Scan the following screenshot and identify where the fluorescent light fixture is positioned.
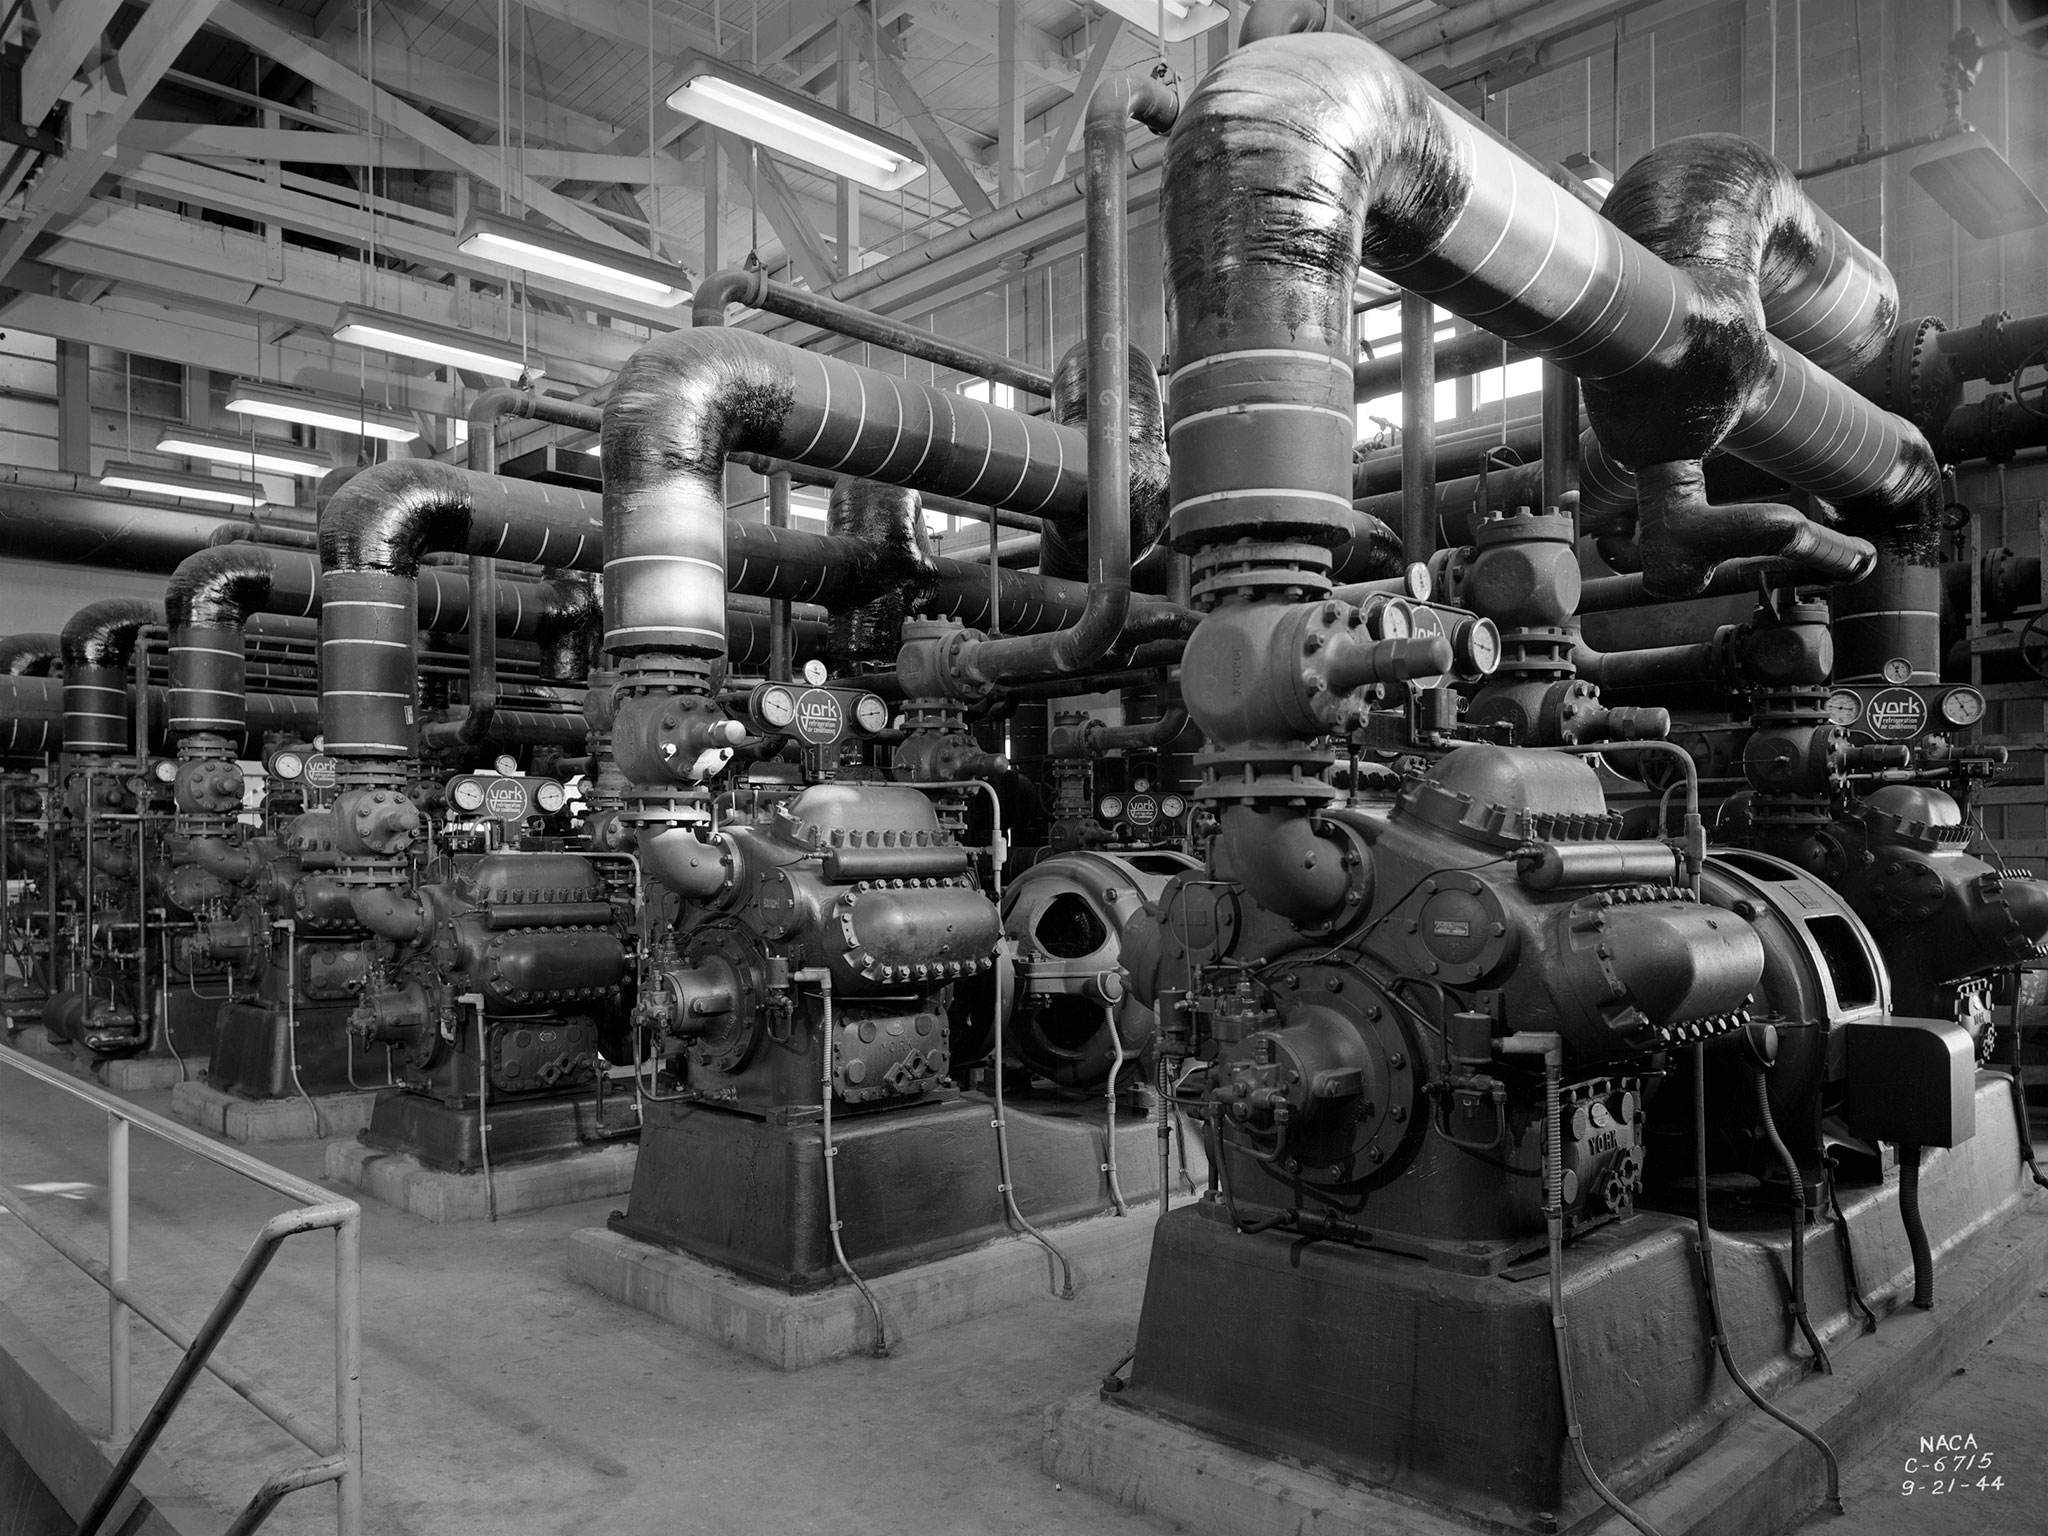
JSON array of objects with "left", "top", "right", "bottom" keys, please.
[
  {"left": 225, "top": 380, "right": 420, "bottom": 443},
  {"left": 1090, "top": 0, "right": 1228, "bottom": 40},
  {"left": 1909, "top": 130, "right": 2048, "bottom": 239},
  {"left": 331, "top": 305, "right": 542, "bottom": 382},
  {"left": 99, "top": 460, "right": 267, "bottom": 507},
  {"left": 666, "top": 51, "right": 925, "bottom": 192},
  {"left": 155, "top": 427, "right": 333, "bottom": 479},
  {"left": 457, "top": 212, "right": 692, "bottom": 308}
]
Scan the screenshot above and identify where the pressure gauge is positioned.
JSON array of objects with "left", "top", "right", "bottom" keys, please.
[
  {"left": 1881, "top": 658, "right": 1914, "bottom": 685},
  {"left": 854, "top": 693, "right": 891, "bottom": 734},
  {"left": 1373, "top": 598, "right": 1412, "bottom": 640},
  {"left": 1823, "top": 689, "right": 1863, "bottom": 727},
  {"left": 451, "top": 778, "right": 488, "bottom": 812},
  {"left": 124, "top": 775, "right": 148, "bottom": 796},
  {"left": 1160, "top": 793, "right": 1188, "bottom": 820},
  {"left": 493, "top": 753, "right": 520, "bottom": 776},
  {"left": 1132, "top": 775, "right": 1153, "bottom": 793},
  {"left": 153, "top": 759, "right": 179, "bottom": 783},
  {"left": 271, "top": 751, "right": 305, "bottom": 781},
  {"left": 533, "top": 779, "right": 568, "bottom": 813},
  {"left": 757, "top": 685, "right": 798, "bottom": 729},
  {"left": 1940, "top": 686, "right": 1987, "bottom": 727},
  {"left": 802, "top": 658, "right": 829, "bottom": 686},
  {"left": 1403, "top": 562, "right": 1433, "bottom": 602},
  {"left": 1099, "top": 794, "right": 1125, "bottom": 820},
  {"left": 1456, "top": 617, "right": 1502, "bottom": 677}
]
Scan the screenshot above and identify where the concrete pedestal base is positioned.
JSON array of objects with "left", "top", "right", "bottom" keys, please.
[
  {"left": 10, "top": 1026, "right": 66, "bottom": 1060},
  {"left": 327, "top": 1139, "right": 637, "bottom": 1223},
  {"left": 170, "top": 1080, "right": 379, "bottom": 1143},
  {"left": 571, "top": 1207, "right": 1163, "bottom": 1371},
  {"left": 97, "top": 1056, "right": 205, "bottom": 1091}
]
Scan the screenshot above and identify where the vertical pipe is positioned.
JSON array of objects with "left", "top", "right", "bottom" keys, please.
[
  {"left": 107, "top": 1112, "right": 130, "bottom": 1441},
  {"left": 1832, "top": 541, "right": 1941, "bottom": 684},
  {"left": 1540, "top": 362, "right": 1580, "bottom": 519},
  {"left": 1400, "top": 291, "right": 1438, "bottom": 564},
  {"left": 767, "top": 473, "right": 793, "bottom": 683},
  {"left": 469, "top": 555, "right": 499, "bottom": 712}
]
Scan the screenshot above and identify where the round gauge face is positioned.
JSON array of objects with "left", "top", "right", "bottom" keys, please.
[
  {"left": 1160, "top": 793, "right": 1187, "bottom": 820},
  {"left": 801, "top": 658, "right": 829, "bottom": 686},
  {"left": 124, "top": 775, "right": 148, "bottom": 796},
  {"left": 153, "top": 759, "right": 179, "bottom": 783},
  {"left": 1375, "top": 599, "right": 1412, "bottom": 640},
  {"left": 493, "top": 753, "right": 520, "bottom": 776},
  {"left": 1404, "top": 562, "right": 1433, "bottom": 602},
  {"left": 1823, "top": 689, "right": 1863, "bottom": 727},
  {"left": 451, "top": 778, "right": 488, "bottom": 812},
  {"left": 533, "top": 779, "right": 568, "bottom": 813},
  {"left": 1461, "top": 617, "right": 1502, "bottom": 676},
  {"left": 1940, "top": 686, "right": 1987, "bottom": 726},
  {"left": 1098, "top": 794, "right": 1125, "bottom": 820},
  {"left": 271, "top": 751, "right": 304, "bottom": 780},
  {"left": 758, "top": 685, "right": 798, "bottom": 728},
  {"left": 854, "top": 693, "right": 891, "bottom": 733},
  {"left": 1132, "top": 775, "right": 1153, "bottom": 793},
  {"left": 1881, "top": 658, "right": 1914, "bottom": 685}
]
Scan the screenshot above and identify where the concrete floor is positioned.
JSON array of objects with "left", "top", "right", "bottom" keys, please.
[{"left": 3, "top": 1062, "right": 2046, "bottom": 1536}]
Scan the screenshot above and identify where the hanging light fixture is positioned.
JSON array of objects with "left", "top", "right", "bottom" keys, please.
[
  {"left": 1090, "top": 0, "right": 1228, "bottom": 41},
  {"left": 457, "top": 211, "right": 693, "bottom": 308},
  {"left": 99, "top": 461, "right": 268, "bottom": 507},
  {"left": 154, "top": 427, "right": 333, "bottom": 479},
  {"left": 665, "top": 51, "right": 926, "bottom": 192},
  {"left": 225, "top": 380, "right": 421, "bottom": 443},
  {"left": 331, "top": 305, "right": 542, "bottom": 381}
]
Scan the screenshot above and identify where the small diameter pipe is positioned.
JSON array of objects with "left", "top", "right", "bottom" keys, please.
[
  {"left": 1547, "top": 741, "right": 1703, "bottom": 896},
  {"left": 767, "top": 474, "right": 793, "bottom": 685},
  {"left": 955, "top": 75, "right": 1177, "bottom": 687},
  {"left": 1400, "top": 290, "right": 1438, "bottom": 565},
  {"left": 693, "top": 268, "right": 1053, "bottom": 397},
  {"left": 990, "top": 937, "right": 1077, "bottom": 1299},
  {"left": 1103, "top": 993, "right": 1130, "bottom": 1217},
  {"left": 795, "top": 966, "right": 888, "bottom": 1356},
  {"left": 2006, "top": 1014, "right": 2048, "bottom": 1190},
  {"left": 1498, "top": 1031, "right": 1666, "bottom": 1536},
  {"left": 471, "top": 996, "right": 496, "bottom": 1223},
  {"left": 1898, "top": 1144, "right": 1934, "bottom": 1310},
  {"left": 1751, "top": 1065, "right": 1832, "bottom": 1373},
  {"left": 1691, "top": 1043, "right": 1844, "bottom": 1511}
]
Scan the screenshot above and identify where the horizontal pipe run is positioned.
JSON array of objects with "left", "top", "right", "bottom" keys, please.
[{"left": 694, "top": 268, "right": 1054, "bottom": 397}]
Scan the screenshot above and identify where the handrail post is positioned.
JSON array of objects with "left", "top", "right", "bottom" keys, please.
[
  {"left": 334, "top": 1213, "right": 361, "bottom": 1536},
  {"left": 106, "top": 1111, "right": 130, "bottom": 1442}
]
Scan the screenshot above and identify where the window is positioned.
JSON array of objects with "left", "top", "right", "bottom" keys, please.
[{"left": 1474, "top": 357, "right": 1542, "bottom": 406}]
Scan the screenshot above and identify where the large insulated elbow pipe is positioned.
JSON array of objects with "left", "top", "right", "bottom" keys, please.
[
  {"left": 61, "top": 599, "right": 161, "bottom": 753},
  {"left": 1162, "top": 38, "right": 1935, "bottom": 578},
  {"left": 599, "top": 327, "right": 1086, "bottom": 660},
  {"left": 318, "top": 461, "right": 601, "bottom": 759},
  {"left": 0, "top": 634, "right": 60, "bottom": 676}
]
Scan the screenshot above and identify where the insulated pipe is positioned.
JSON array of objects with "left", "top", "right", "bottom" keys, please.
[
  {"left": 822, "top": 480, "right": 938, "bottom": 672},
  {"left": 0, "top": 634, "right": 60, "bottom": 676},
  {"left": 4, "top": 676, "right": 320, "bottom": 753},
  {"left": 1632, "top": 461, "right": 1875, "bottom": 599},
  {"left": 166, "top": 543, "right": 601, "bottom": 742},
  {"left": 1042, "top": 338, "right": 1169, "bottom": 574},
  {"left": 693, "top": 267, "right": 1054, "bottom": 398},
  {"left": 1579, "top": 559, "right": 1789, "bottom": 613},
  {"left": 318, "top": 462, "right": 602, "bottom": 759},
  {"left": 0, "top": 465, "right": 318, "bottom": 573},
  {"left": 954, "top": 75, "right": 1177, "bottom": 686},
  {"left": 1833, "top": 540, "right": 1941, "bottom": 685},
  {"left": 61, "top": 599, "right": 161, "bottom": 754},
  {"left": 0, "top": 676, "right": 63, "bottom": 757},
  {"left": 600, "top": 328, "right": 1087, "bottom": 659},
  {"left": 1400, "top": 290, "right": 1438, "bottom": 563},
  {"left": 1161, "top": 37, "right": 1934, "bottom": 578}
]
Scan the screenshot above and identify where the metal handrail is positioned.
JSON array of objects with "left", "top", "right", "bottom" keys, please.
[{"left": 0, "top": 1042, "right": 361, "bottom": 1536}]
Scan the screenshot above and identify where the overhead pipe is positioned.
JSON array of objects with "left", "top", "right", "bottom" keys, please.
[
  {"left": 0, "top": 675, "right": 63, "bottom": 757},
  {"left": 61, "top": 599, "right": 162, "bottom": 754},
  {"left": 942, "top": 75, "right": 1179, "bottom": 688},
  {"left": 0, "top": 465, "right": 319, "bottom": 573},
  {"left": 693, "top": 267, "right": 1054, "bottom": 398}
]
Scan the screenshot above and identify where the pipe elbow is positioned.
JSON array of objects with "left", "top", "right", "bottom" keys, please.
[
  {"left": 1088, "top": 74, "right": 1179, "bottom": 138},
  {"left": 318, "top": 459, "right": 478, "bottom": 577},
  {"left": 639, "top": 823, "right": 740, "bottom": 901},
  {"left": 186, "top": 836, "right": 261, "bottom": 883},
  {"left": 689, "top": 267, "right": 766, "bottom": 329},
  {"left": 1238, "top": 0, "right": 1333, "bottom": 43},
  {"left": 166, "top": 544, "right": 277, "bottom": 631},
  {"left": 60, "top": 599, "right": 163, "bottom": 671},
  {"left": 0, "top": 633, "right": 61, "bottom": 676},
  {"left": 1635, "top": 460, "right": 1876, "bottom": 599},
  {"left": 350, "top": 885, "right": 428, "bottom": 942},
  {"left": 1215, "top": 808, "right": 1364, "bottom": 926}
]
